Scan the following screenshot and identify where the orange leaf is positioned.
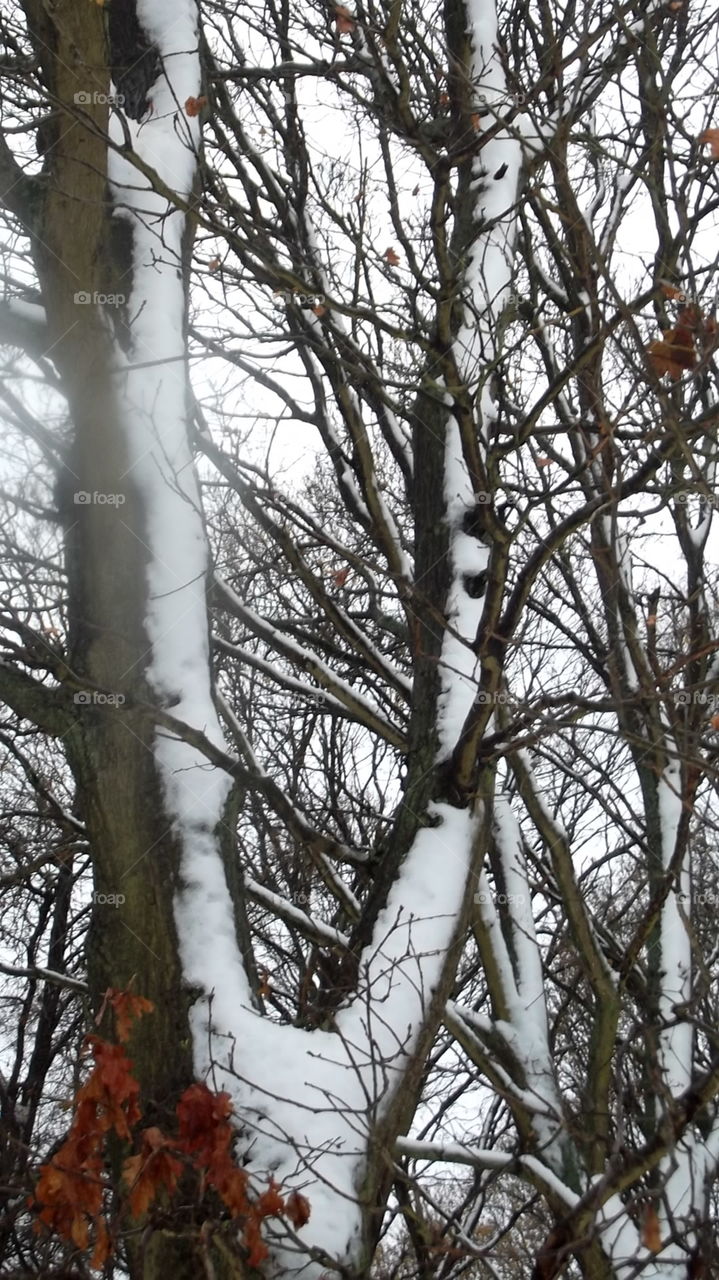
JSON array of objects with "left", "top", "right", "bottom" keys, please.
[
  {"left": 90, "top": 1216, "right": 111, "bottom": 1270},
  {"left": 384, "top": 247, "right": 400, "bottom": 266},
  {"left": 660, "top": 282, "right": 686, "bottom": 301},
  {"left": 642, "top": 1204, "right": 662, "bottom": 1252},
  {"left": 215, "top": 1165, "right": 250, "bottom": 1217},
  {"left": 710, "top": 712, "right": 719, "bottom": 729},
  {"left": 647, "top": 325, "right": 696, "bottom": 379},
  {"left": 185, "top": 95, "right": 208, "bottom": 118},
  {"left": 244, "top": 1214, "right": 269, "bottom": 1267},
  {"left": 699, "top": 127, "right": 719, "bottom": 159},
  {"left": 105, "top": 990, "right": 154, "bottom": 1043},
  {"left": 256, "top": 1179, "right": 285, "bottom": 1218},
  {"left": 286, "top": 1190, "right": 311, "bottom": 1228},
  {"left": 70, "top": 1211, "right": 90, "bottom": 1250},
  {"left": 470, "top": 112, "right": 481, "bottom": 132},
  {"left": 312, "top": 303, "right": 327, "bottom": 316}
]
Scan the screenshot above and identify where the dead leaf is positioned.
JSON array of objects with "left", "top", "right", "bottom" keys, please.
[
  {"left": 256, "top": 1179, "right": 285, "bottom": 1218},
  {"left": 331, "top": 566, "right": 350, "bottom": 587},
  {"left": 536, "top": 456, "right": 552, "bottom": 468},
  {"left": 286, "top": 1190, "right": 311, "bottom": 1228},
  {"left": 699, "top": 127, "right": 719, "bottom": 159},
  {"left": 641, "top": 1204, "right": 662, "bottom": 1253},
  {"left": 209, "top": 257, "right": 221, "bottom": 273},
  {"left": 710, "top": 712, "right": 719, "bottom": 729},
  {"left": 647, "top": 324, "right": 696, "bottom": 379},
  {"left": 185, "top": 95, "right": 208, "bottom": 118},
  {"left": 384, "top": 246, "right": 400, "bottom": 266},
  {"left": 335, "top": 5, "right": 356, "bottom": 33}
]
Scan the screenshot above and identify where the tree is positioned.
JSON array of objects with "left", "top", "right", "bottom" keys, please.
[{"left": 1, "top": 0, "right": 719, "bottom": 1275}]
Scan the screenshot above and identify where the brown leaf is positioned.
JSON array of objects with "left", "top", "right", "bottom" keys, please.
[
  {"left": 331, "top": 566, "right": 350, "bottom": 587},
  {"left": 384, "top": 246, "right": 400, "bottom": 266},
  {"left": 286, "top": 1190, "right": 311, "bottom": 1228},
  {"left": 335, "top": 5, "right": 356, "bottom": 33},
  {"left": 536, "top": 456, "right": 552, "bottom": 468},
  {"left": 106, "top": 990, "right": 154, "bottom": 1043},
  {"left": 244, "top": 1214, "right": 269, "bottom": 1267},
  {"left": 90, "top": 1216, "right": 111, "bottom": 1270},
  {"left": 710, "top": 712, "right": 719, "bottom": 729},
  {"left": 647, "top": 324, "right": 696, "bottom": 379},
  {"left": 641, "top": 1204, "right": 662, "bottom": 1252},
  {"left": 312, "top": 303, "right": 327, "bottom": 316},
  {"left": 209, "top": 257, "right": 221, "bottom": 273},
  {"left": 699, "top": 127, "right": 719, "bottom": 158},
  {"left": 185, "top": 95, "right": 208, "bottom": 118},
  {"left": 256, "top": 1179, "right": 285, "bottom": 1218}
]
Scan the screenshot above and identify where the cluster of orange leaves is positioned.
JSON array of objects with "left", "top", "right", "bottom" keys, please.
[
  {"left": 647, "top": 285, "right": 718, "bottom": 380},
  {"left": 32, "top": 990, "right": 310, "bottom": 1272}
]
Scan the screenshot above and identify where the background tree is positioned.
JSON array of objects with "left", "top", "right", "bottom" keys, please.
[{"left": 1, "top": 0, "right": 719, "bottom": 1277}]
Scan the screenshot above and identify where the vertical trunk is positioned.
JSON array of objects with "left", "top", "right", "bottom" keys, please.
[{"left": 23, "top": 5, "right": 247, "bottom": 1275}]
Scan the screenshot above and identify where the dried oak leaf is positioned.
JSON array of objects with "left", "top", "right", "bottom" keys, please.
[
  {"left": 286, "top": 1190, "right": 311, "bottom": 1228},
  {"left": 335, "top": 5, "right": 356, "bottom": 33},
  {"left": 244, "top": 1214, "right": 270, "bottom": 1268},
  {"left": 123, "top": 1127, "right": 183, "bottom": 1219},
  {"left": 105, "top": 990, "right": 154, "bottom": 1044},
  {"left": 185, "top": 95, "right": 208, "bottom": 117},
  {"left": 647, "top": 324, "right": 696, "bottom": 379},
  {"left": 700, "top": 127, "right": 719, "bottom": 158},
  {"left": 256, "top": 1179, "right": 285, "bottom": 1218},
  {"left": 331, "top": 566, "right": 350, "bottom": 587},
  {"left": 384, "top": 246, "right": 400, "bottom": 266},
  {"left": 641, "top": 1204, "right": 662, "bottom": 1252},
  {"left": 660, "top": 282, "right": 686, "bottom": 301}
]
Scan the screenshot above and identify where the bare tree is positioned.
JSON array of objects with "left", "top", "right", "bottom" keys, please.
[{"left": 1, "top": 0, "right": 719, "bottom": 1276}]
